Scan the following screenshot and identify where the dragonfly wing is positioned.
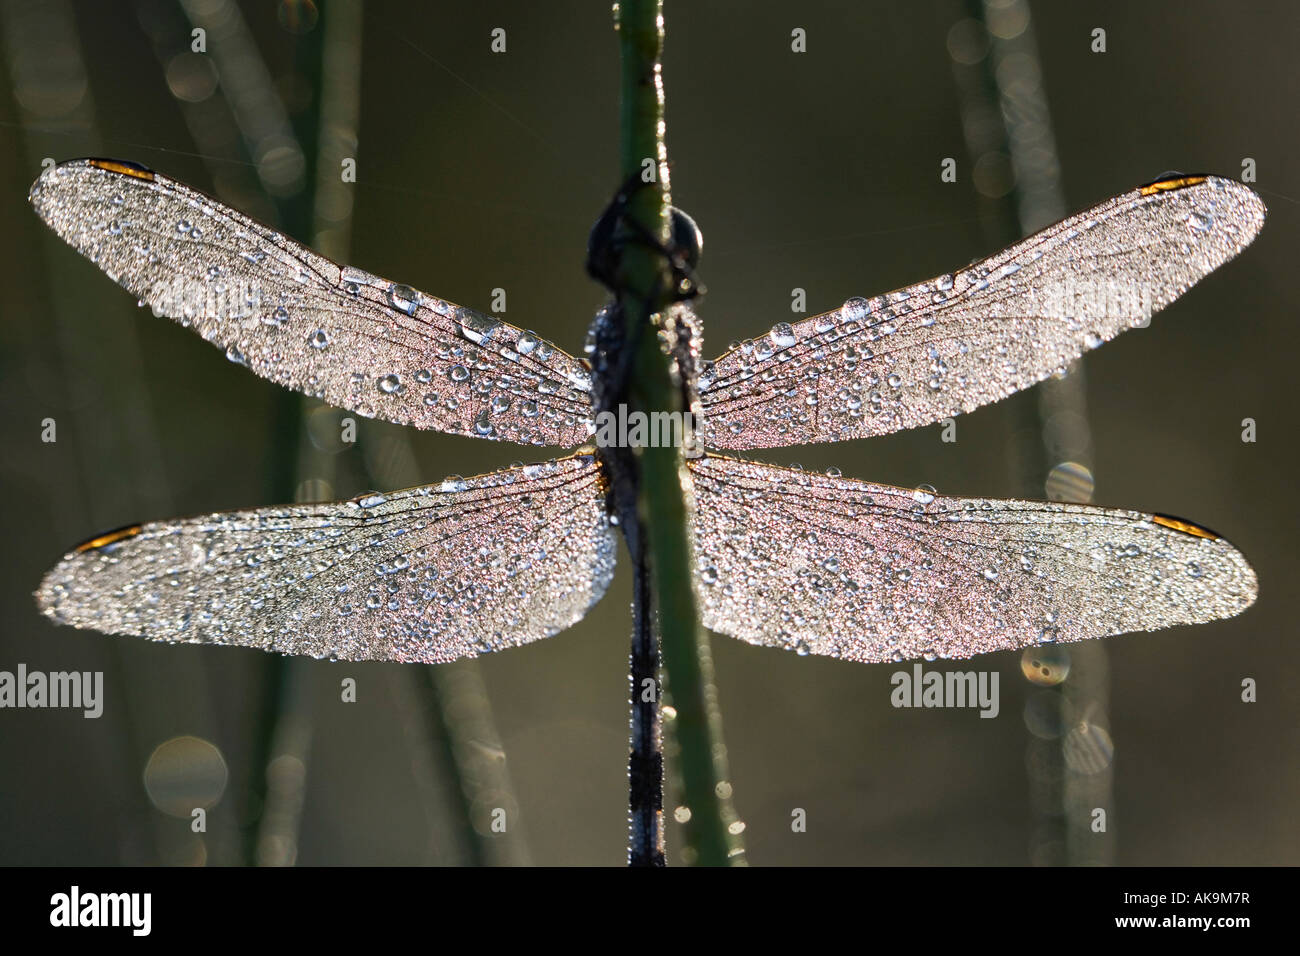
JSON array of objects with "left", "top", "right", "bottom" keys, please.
[
  {"left": 688, "top": 454, "right": 1257, "bottom": 663},
  {"left": 30, "top": 159, "right": 594, "bottom": 447},
  {"left": 702, "top": 176, "right": 1264, "bottom": 449},
  {"left": 36, "top": 452, "right": 615, "bottom": 663}
]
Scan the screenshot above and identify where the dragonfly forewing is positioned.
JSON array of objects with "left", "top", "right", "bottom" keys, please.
[
  {"left": 30, "top": 159, "right": 594, "bottom": 447},
  {"left": 688, "top": 454, "right": 1257, "bottom": 663},
  {"left": 35, "top": 452, "right": 616, "bottom": 663},
  {"left": 702, "top": 176, "right": 1265, "bottom": 449}
]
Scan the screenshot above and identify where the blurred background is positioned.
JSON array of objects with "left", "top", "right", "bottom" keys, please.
[{"left": 0, "top": 0, "right": 1295, "bottom": 866}]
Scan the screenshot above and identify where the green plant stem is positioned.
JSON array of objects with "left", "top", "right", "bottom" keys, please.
[
  {"left": 616, "top": 0, "right": 742, "bottom": 866},
  {"left": 243, "top": 13, "right": 325, "bottom": 866}
]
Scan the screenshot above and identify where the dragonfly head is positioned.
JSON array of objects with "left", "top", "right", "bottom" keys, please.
[{"left": 586, "top": 172, "right": 704, "bottom": 303}]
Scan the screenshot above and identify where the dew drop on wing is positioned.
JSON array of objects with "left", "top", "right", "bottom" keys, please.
[
  {"left": 386, "top": 282, "right": 419, "bottom": 315},
  {"left": 769, "top": 322, "right": 796, "bottom": 348},
  {"left": 841, "top": 296, "right": 870, "bottom": 322},
  {"left": 460, "top": 313, "right": 502, "bottom": 345}
]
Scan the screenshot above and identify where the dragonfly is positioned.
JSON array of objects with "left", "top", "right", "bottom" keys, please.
[
  {"left": 30, "top": 160, "right": 1261, "bottom": 668},
  {"left": 30, "top": 159, "right": 1264, "bottom": 868}
]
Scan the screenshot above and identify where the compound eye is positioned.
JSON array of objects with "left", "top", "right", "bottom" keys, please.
[{"left": 668, "top": 205, "right": 703, "bottom": 272}]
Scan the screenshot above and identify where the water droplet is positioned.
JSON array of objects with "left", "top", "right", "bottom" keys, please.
[
  {"left": 982, "top": 568, "right": 999, "bottom": 581},
  {"left": 263, "top": 305, "right": 289, "bottom": 327},
  {"left": 108, "top": 220, "right": 122, "bottom": 236},
  {"left": 378, "top": 374, "right": 402, "bottom": 394},
  {"left": 440, "top": 476, "right": 468, "bottom": 493},
  {"left": 460, "top": 313, "right": 502, "bottom": 345},
  {"left": 387, "top": 283, "right": 419, "bottom": 316},
  {"left": 768, "top": 322, "right": 796, "bottom": 348},
  {"left": 356, "top": 493, "right": 386, "bottom": 508},
  {"left": 841, "top": 296, "right": 871, "bottom": 322},
  {"left": 177, "top": 219, "right": 191, "bottom": 234},
  {"left": 449, "top": 365, "right": 470, "bottom": 383},
  {"left": 567, "top": 366, "right": 593, "bottom": 391},
  {"left": 912, "top": 484, "right": 936, "bottom": 505},
  {"left": 1084, "top": 331, "right": 1104, "bottom": 350},
  {"left": 309, "top": 329, "right": 329, "bottom": 349}
]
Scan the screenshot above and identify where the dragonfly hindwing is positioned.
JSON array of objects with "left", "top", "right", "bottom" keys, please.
[
  {"left": 688, "top": 454, "right": 1257, "bottom": 662},
  {"left": 36, "top": 453, "right": 616, "bottom": 663}
]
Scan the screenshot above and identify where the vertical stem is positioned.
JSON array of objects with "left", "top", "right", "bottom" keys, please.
[
  {"left": 243, "top": 8, "right": 325, "bottom": 866},
  {"left": 615, "top": 0, "right": 742, "bottom": 866},
  {"left": 618, "top": 0, "right": 667, "bottom": 869},
  {"left": 949, "top": 0, "right": 1112, "bottom": 865}
]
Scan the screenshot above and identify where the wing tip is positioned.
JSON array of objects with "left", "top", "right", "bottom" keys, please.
[
  {"left": 33, "top": 524, "right": 146, "bottom": 625},
  {"left": 33, "top": 564, "right": 68, "bottom": 624},
  {"left": 1150, "top": 512, "right": 1259, "bottom": 617},
  {"left": 1137, "top": 172, "right": 1266, "bottom": 238},
  {"left": 29, "top": 157, "right": 157, "bottom": 206}
]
